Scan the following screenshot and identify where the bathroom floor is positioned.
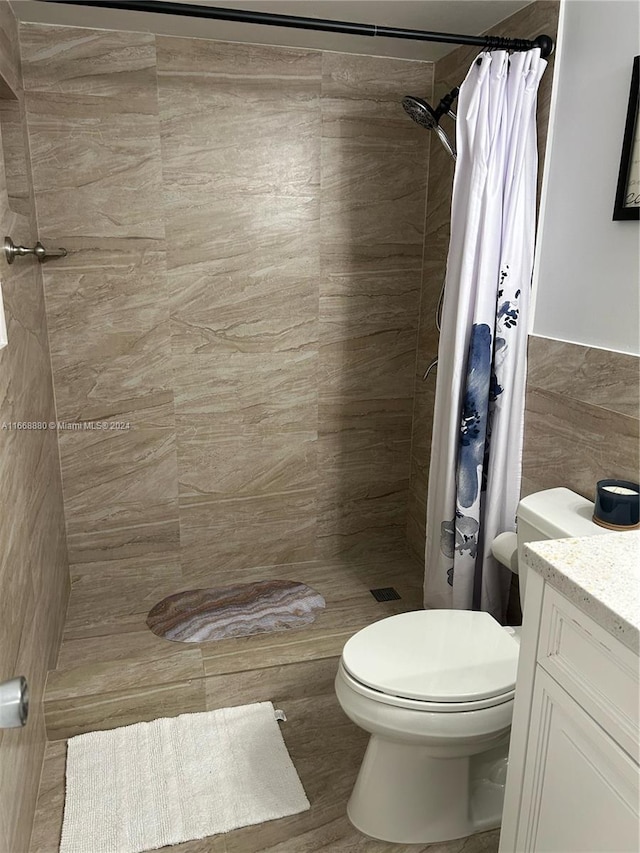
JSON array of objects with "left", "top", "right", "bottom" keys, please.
[
  {"left": 42, "top": 551, "right": 426, "bottom": 740},
  {"left": 30, "top": 550, "right": 501, "bottom": 852}
]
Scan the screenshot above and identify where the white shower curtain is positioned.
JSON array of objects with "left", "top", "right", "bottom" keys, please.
[{"left": 424, "top": 50, "right": 546, "bottom": 621}]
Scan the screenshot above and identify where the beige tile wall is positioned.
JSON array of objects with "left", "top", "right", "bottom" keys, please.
[
  {"left": 522, "top": 337, "right": 640, "bottom": 498},
  {"left": 318, "top": 53, "right": 430, "bottom": 558},
  {"left": 0, "top": 4, "right": 69, "bottom": 851},
  {"left": 406, "top": 1, "right": 561, "bottom": 559},
  {"left": 158, "top": 38, "right": 321, "bottom": 579},
  {"left": 19, "top": 23, "right": 432, "bottom": 585}
]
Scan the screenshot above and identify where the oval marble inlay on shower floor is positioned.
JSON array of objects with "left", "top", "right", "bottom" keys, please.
[{"left": 146, "top": 579, "right": 326, "bottom": 643}]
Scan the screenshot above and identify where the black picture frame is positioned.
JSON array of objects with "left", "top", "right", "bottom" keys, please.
[{"left": 613, "top": 55, "right": 640, "bottom": 221}]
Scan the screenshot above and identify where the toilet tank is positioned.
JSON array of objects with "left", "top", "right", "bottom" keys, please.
[{"left": 516, "top": 487, "right": 607, "bottom": 603}]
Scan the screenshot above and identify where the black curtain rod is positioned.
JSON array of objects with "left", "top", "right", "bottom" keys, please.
[{"left": 39, "top": 0, "right": 555, "bottom": 58}]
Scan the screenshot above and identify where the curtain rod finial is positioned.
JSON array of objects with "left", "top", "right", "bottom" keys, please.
[{"left": 535, "top": 34, "right": 554, "bottom": 58}]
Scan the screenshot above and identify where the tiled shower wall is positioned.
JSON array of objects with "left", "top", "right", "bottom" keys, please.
[
  {"left": 0, "top": 5, "right": 69, "bottom": 850},
  {"left": 19, "top": 23, "right": 433, "bottom": 586}
]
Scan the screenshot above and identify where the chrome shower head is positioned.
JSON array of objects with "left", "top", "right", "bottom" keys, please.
[{"left": 402, "top": 88, "right": 459, "bottom": 161}]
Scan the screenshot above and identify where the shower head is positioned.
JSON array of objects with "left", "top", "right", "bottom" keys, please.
[
  {"left": 402, "top": 88, "right": 459, "bottom": 161},
  {"left": 402, "top": 95, "right": 439, "bottom": 131}
]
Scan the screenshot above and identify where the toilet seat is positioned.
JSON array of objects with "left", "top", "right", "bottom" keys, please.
[
  {"left": 341, "top": 609, "right": 519, "bottom": 709},
  {"left": 338, "top": 661, "right": 515, "bottom": 713}
]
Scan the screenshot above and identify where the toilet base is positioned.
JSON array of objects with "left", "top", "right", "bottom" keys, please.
[{"left": 347, "top": 735, "right": 509, "bottom": 844}]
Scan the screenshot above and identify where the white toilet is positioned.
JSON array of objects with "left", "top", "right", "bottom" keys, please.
[{"left": 334, "top": 488, "right": 607, "bottom": 844}]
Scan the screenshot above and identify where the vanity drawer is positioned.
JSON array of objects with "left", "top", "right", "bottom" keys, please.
[{"left": 537, "top": 585, "right": 639, "bottom": 757}]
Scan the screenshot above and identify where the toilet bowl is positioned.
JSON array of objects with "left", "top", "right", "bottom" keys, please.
[
  {"left": 335, "top": 488, "right": 609, "bottom": 845},
  {"left": 335, "top": 609, "right": 518, "bottom": 844}
]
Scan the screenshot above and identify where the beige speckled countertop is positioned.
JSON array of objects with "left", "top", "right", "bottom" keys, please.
[{"left": 523, "top": 531, "right": 640, "bottom": 654}]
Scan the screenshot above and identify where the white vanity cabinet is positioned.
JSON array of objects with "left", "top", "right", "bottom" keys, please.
[{"left": 499, "top": 536, "right": 640, "bottom": 853}]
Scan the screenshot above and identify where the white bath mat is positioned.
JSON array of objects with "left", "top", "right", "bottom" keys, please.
[{"left": 60, "top": 702, "right": 310, "bottom": 853}]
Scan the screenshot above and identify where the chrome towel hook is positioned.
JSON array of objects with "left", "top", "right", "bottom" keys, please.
[{"left": 4, "top": 235, "right": 67, "bottom": 264}]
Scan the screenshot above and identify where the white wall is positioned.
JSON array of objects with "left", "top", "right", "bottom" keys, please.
[{"left": 532, "top": 0, "right": 640, "bottom": 355}]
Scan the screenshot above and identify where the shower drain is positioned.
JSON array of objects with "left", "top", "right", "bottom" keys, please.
[{"left": 369, "top": 587, "right": 401, "bottom": 602}]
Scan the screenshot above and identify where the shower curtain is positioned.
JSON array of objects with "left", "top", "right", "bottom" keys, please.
[{"left": 424, "top": 49, "right": 546, "bottom": 620}]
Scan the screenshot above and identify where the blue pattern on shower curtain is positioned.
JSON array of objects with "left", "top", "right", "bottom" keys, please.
[{"left": 442, "top": 285, "right": 518, "bottom": 605}]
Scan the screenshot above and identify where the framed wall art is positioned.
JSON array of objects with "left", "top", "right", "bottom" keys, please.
[{"left": 613, "top": 55, "right": 640, "bottom": 221}]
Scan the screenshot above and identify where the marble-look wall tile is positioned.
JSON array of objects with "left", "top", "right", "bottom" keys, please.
[
  {"left": 320, "top": 136, "right": 428, "bottom": 272},
  {"left": 177, "top": 346, "right": 315, "bottom": 419},
  {"left": 317, "top": 495, "right": 408, "bottom": 559},
  {"left": 19, "top": 25, "right": 178, "bottom": 575},
  {"left": 178, "top": 430, "right": 317, "bottom": 500},
  {"left": 155, "top": 36, "right": 324, "bottom": 578},
  {"left": 0, "top": 96, "right": 30, "bottom": 215},
  {"left": 0, "top": 534, "right": 36, "bottom": 709},
  {"left": 317, "top": 400, "right": 413, "bottom": 558},
  {"left": 321, "top": 52, "right": 432, "bottom": 112},
  {"left": 156, "top": 37, "right": 321, "bottom": 100},
  {"left": 526, "top": 336, "right": 640, "bottom": 418},
  {"left": 319, "top": 269, "right": 421, "bottom": 400},
  {"left": 522, "top": 337, "right": 640, "bottom": 500},
  {"left": 165, "top": 191, "right": 319, "bottom": 359},
  {"left": 318, "top": 412, "right": 412, "bottom": 555},
  {"left": 164, "top": 185, "right": 319, "bottom": 277},
  {"left": 0, "top": 10, "right": 69, "bottom": 852},
  {"left": 57, "top": 429, "right": 177, "bottom": 525},
  {"left": 59, "top": 427, "right": 179, "bottom": 564},
  {"left": 0, "top": 5, "right": 20, "bottom": 96},
  {"left": 21, "top": 25, "right": 164, "bottom": 242},
  {"left": 319, "top": 423, "right": 410, "bottom": 497},
  {"left": 65, "top": 516, "right": 179, "bottom": 567},
  {"left": 19, "top": 26, "right": 157, "bottom": 98},
  {"left": 177, "top": 426, "right": 318, "bottom": 576},
  {"left": 319, "top": 54, "right": 429, "bottom": 558},
  {"left": 25, "top": 89, "right": 164, "bottom": 240},
  {"left": 64, "top": 554, "right": 182, "bottom": 635},
  {"left": 320, "top": 52, "right": 431, "bottom": 251},
  {"left": 157, "top": 38, "right": 321, "bottom": 198},
  {"left": 406, "top": 453, "right": 430, "bottom": 561},
  {"left": 41, "top": 242, "right": 173, "bottom": 428},
  {"left": 179, "top": 490, "right": 317, "bottom": 584}
]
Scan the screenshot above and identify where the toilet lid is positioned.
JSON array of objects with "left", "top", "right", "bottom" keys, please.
[{"left": 342, "top": 610, "right": 519, "bottom": 703}]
